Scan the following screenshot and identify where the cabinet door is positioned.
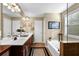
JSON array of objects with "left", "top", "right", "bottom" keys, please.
[
  {"left": 1, "top": 51, "right": 9, "bottom": 56},
  {"left": 23, "top": 47, "right": 26, "bottom": 56},
  {"left": 25, "top": 46, "right": 29, "bottom": 56},
  {"left": 30, "top": 37, "right": 32, "bottom": 45}
]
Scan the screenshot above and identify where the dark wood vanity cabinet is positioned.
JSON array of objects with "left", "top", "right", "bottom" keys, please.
[
  {"left": 9, "top": 35, "right": 33, "bottom": 56},
  {"left": 0, "top": 46, "right": 11, "bottom": 56}
]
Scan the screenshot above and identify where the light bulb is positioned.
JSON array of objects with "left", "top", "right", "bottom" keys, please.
[
  {"left": 26, "top": 17, "right": 29, "bottom": 20},
  {"left": 8, "top": 6, "right": 11, "bottom": 9},
  {"left": 3, "top": 3, "right": 8, "bottom": 6},
  {"left": 11, "top": 3, "right": 16, "bottom": 6},
  {"left": 22, "top": 17, "right": 26, "bottom": 21},
  {"left": 11, "top": 9, "right": 15, "bottom": 12},
  {"left": 15, "top": 6, "right": 19, "bottom": 9},
  {"left": 18, "top": 8, "right": 21, "bottom": 12}
]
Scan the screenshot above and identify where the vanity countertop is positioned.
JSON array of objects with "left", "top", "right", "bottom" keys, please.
[{"left": 0, "top": 33, "right": 33, "bottom": 45}]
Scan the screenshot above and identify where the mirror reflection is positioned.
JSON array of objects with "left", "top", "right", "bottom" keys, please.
[{"left": 3, "top": 3, "right": 22, "bottom": 38}]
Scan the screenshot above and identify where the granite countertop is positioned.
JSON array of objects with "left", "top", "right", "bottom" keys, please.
[{"left": 0, "top": 32, "right": 33, "bottom": 45}]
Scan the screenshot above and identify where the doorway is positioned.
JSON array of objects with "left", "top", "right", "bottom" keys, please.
[{"left": 34, "top": 20, "right": 43, "bottom": 43}]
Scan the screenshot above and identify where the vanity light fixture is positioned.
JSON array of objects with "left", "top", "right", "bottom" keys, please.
[
  {"left": 22, "top": 17, "right": 26, "bottom": 21},
  {"left": 22, "top": 17, "right": 30, "bottom": 21},
  {"left": 3, "top": 3, "right": 21, "bottom": 12}
]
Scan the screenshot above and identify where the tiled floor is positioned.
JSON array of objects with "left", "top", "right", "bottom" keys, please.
[
  {"left": 33, "top": 48, "right": 45, "bottom": 56},
  {"left": 29, "top": 43, "right": 50, "bottom": 56},
  {"left": 31, "top": 43, "right": 45, "bottom": 48},
  {"left": 30, "top": 48, "right": 46, "bottom": 56}
]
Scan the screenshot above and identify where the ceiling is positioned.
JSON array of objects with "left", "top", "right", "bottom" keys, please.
[
  {"left": 19, "top": 3, "right": 74, "bottom": 17},
  {"left": 3, "top": 3, "right": 74, "bottom": 17}
]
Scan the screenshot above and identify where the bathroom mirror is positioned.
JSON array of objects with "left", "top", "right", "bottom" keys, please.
[{"left": 2, "top": 3, "right": 22, "bottom": 38}]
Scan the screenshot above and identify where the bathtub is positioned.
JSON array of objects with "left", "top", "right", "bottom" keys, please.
[{"left": 46, "top": 40, "right": 60, "bottom": 56}]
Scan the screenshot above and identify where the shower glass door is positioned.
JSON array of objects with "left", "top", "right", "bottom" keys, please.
[{"left": 63, "top": 3, "right": 79, "bottom": 42}]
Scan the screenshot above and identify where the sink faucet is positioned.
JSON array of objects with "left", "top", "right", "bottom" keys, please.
[{"left": 14, "top": 36, "right": 17, "bottom": 40}]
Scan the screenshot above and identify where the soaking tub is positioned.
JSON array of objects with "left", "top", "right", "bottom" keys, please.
[{"left": 46, "top": 39, "right": 60, "bottom": 56}]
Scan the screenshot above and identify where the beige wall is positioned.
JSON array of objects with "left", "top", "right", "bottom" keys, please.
[
  {"left": 43, "top": 13, "right": 61, "bottom": 43},
  {"left": 0, "top": 4, "right": 1, "bottom": 38}
]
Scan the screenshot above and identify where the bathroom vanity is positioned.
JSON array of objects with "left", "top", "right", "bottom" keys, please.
[{"left": 0, "top": 33, "right": 33, "bottom": 56}]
